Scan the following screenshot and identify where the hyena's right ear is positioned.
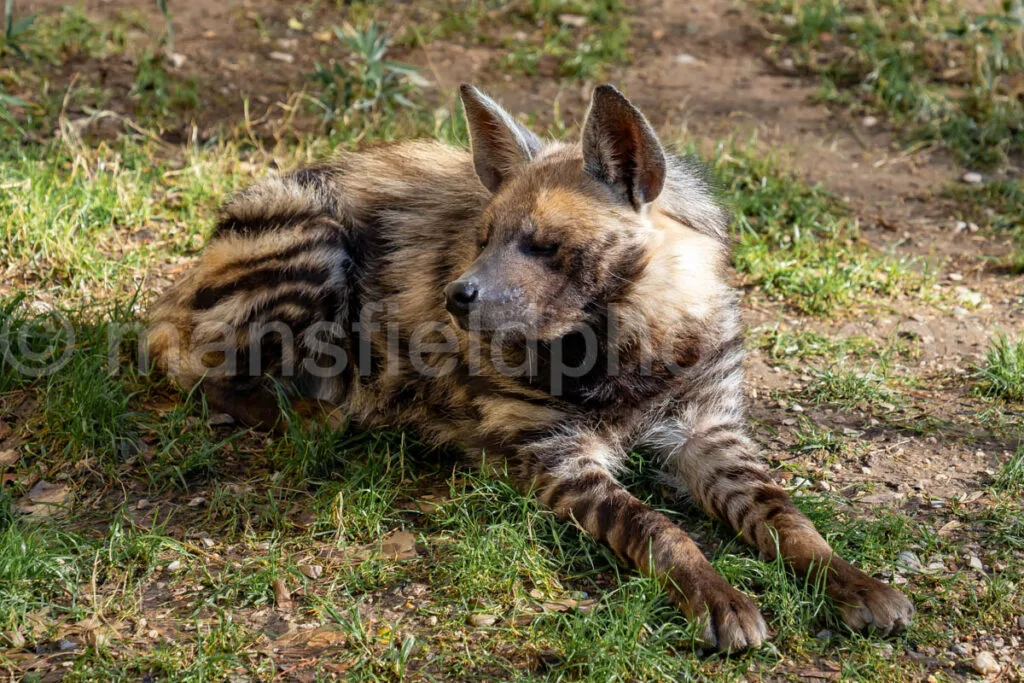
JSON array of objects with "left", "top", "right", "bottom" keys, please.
[{"left": 460, "top": 84, "right": 542, "bottom": 193}]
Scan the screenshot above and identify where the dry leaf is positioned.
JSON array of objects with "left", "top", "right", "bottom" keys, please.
[
  {"left": 937, "top": 520, "right": 963, "bottom": 538},
  {"left": 28, "top": 480, "right": 69, "bottom": 505},
  {"left": 19, "top": 480, "right": 70, "bottom": 518},
  {"left": 273, "top": 578, "right": 293, "bottom": 610},
  {"left": 379, "top": 530, "right": 417, "bottom": 560},
  {"left": 467, "top": 614, "right": 497, "bottom": 627},
  {"left": 0, "top": 449, "right": 19, "bottom": 468}
]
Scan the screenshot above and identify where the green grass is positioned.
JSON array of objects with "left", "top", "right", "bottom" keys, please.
[
  {"left": 974, "top": 334, "right": 1024, "bottom": 402},
  {"left": 712, "top": 142, "right": 929, "bottom": 316},
  {"left": 756, "top": 0, "right": 1024, "bottom": 168}
]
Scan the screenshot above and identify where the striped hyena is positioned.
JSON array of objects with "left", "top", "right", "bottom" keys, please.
[{"left": 146, "top": 84, "right": 913, "bottom": 651}]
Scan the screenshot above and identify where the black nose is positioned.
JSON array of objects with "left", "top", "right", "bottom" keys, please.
[{"left": 444, "top": 279, "right": 479, "bottom": 315}]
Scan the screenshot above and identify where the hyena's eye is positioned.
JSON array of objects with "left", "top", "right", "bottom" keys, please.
[{"left": 525, "top": 240, "right": 560, "bottom": 257}]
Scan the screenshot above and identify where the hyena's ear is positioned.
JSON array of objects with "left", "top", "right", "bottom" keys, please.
[
  {"left": 582, "top": 85, "right": 666, "bottom": 210},
  {"left": 460, "top": 84, "right": 542, "bottom": 193}
]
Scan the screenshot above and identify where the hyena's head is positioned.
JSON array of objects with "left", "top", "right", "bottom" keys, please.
[{"left": 445, "top": 84, "right": 725, "bottom": 341}]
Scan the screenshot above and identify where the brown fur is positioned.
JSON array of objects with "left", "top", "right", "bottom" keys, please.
[{"left": 145, "top": 84, "right": 913, "bottom": 651}]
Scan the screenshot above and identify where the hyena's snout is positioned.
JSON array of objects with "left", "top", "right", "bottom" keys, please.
[{"left": 444, "top": 256, "right": 528, "bottom": 331}]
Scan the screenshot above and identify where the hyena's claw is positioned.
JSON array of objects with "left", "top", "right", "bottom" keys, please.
[
  {"left": 695, "top": 584, "right": 769, "bottom": 653},
  {"left": 830, "top": 562, "right": 915, "bottom": 637}
]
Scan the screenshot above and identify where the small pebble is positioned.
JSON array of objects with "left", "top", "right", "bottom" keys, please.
[
  {"left": 299, "top": 564, "right": 323, "bottom": 580},
  {"left": 862, "top": 116, "right": 878, "bottom": 128},
  {"left": 971, "top": 651, "right": 999, "bottom": 675},
  {"left": 962, "top": 171, "right": 983, "bottom": 185},
  {"left": 896, "top": 550, "right": 922, "bottom": 572},
  {"left": 166, "top": 560, "right": 182, "bottom": 572},
  {"left": 467, "top": 614, "right": 497, "bottom": 627}
]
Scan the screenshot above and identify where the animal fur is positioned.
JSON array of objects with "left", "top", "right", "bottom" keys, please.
[{"left": 145, "top": 84, "right": 913, "bottom": 651}]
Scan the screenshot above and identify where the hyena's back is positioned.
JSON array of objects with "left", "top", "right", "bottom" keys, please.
[{"left": 146, "top": 141, "right": 487, "bottom": 421}]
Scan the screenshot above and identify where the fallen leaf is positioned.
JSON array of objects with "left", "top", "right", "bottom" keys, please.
[
  {"left": 28, "top": 480, "right": 69, "bottom": 505},
  {"left": 18, "top": 480, "right": 70, "bottom": 518},
  {"left": 0, "top": 449, "right": 19, "bottom": 468},
  {"left": 273, "top": 578, "right": 293, "bottom": 610},
  {"left": 379, "top": 530, "right": 417, "bottom": 560},
  {"left": 467, "top": 614, "right": 497, "bottom": 627},
  {"left": 937, "top": 520, "right": 963, "bottom": 538}
]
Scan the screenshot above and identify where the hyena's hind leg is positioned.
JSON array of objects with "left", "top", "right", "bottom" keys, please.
[
  {"left": 645, "top": 406, "right": 914, "bottom": 636},
  {"left": 518, "top": 432, "right": 767, "bottom": 652}
]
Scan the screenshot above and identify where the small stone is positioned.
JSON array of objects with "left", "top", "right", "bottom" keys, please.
[
  {"left": 971, "top": 651, "right": 999, "bottom": 675},
  {"left": 166, "top": 52, "right": 187, "bottom": 69},
  {"left": 968, "top": 554, "right": 984, "bottom": 571},
  {"left": 815, "top": 629, "right": 832, "bottom": 641},
  {"left": 962, "top": 171, "right": 983, "bottom": 185},
  {"left": 166, "top": 560, "right": 182, "bottom": 572},
  {"left": 558, "top": 13, "right": 587, "bottom": 27},
  {"left": 951, "top": 642, "right": 970, "bottom": 656},
  {"left": 208, "top": 413, "right": 235, "bottom": 426},
  {"left": 674, "top": 53, "right": 699, "bottom": 65},
  {"left": 136, "top": 498, "right": 151, "bottom": 510},
  {"left": 897, "top": 550, "right": 923, "bottom": 572},
  {"left": 299, "top": 564, "right": 323, "bottom": 579},
  {"left": 269, "top": 52, "right": 294, "bottom": 63},
  {"left": 426, "top": 615, "right": 438, "bottom": 626},
  {"left": 1017, "top": 615, "right": 1024, "bottom": 629},
  {"left": 816, "top": 480, "right": 833, "bottom": 492},
  {"left": 948, "top": 272, "right": 964, "bottom": 281},
  {"left": 467, "top": 614, "right": 497, "bottom": 627},
  {"left": 200, "top": 536, "right": 215, "bottom": 548},
  {"left": 187, "top": 496, "right": 206, "bottom": 508},
  {"left": 862, "top": 116, "right": 878, "bottom": 128}
]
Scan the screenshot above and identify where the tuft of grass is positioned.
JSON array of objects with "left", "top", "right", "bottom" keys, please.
[
  {"left": 309, "top": 22, "right": 428, "bottom": 134},
  {"left": 995, "top": 443, "right": 1024, "bottom": 492},
  {"left": 804, "top": 365, "right": 898, "bottom": 408},
  {"left": 711, "top": 142, "right": 928, "bottom": 316},
  {"left": 973, "top": 334, "right": 1024, "bottom": 402},
  {"left": 756, "top": 0, "right": 1024, "bottom": 167}
]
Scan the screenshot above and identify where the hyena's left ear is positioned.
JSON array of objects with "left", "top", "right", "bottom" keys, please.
[
  {"left": 582, "top": 85, "right": 666, "bottom": 210},
  {"left": 460, "top": 84, "right": 543, "bottom": 193}
]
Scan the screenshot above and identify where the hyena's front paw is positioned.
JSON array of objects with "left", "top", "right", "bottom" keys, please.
[
  {"left": 828, "top": 559, "right": 914, "bottom": 636},
  {"left": 678, "top": 575, "right": 768, "bottom": 653}
]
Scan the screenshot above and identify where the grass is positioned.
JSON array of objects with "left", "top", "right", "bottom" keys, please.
[
  {"left": 974, "top": 334, "right": 1024, "bottom": 402},
  {"left": 0, "top": 3, "right": 1021, "bottom": 681},
  {"left": 711, "top": 142, "right": 929, "bottom": 316},
  {"left": 756, "top": 0, "right": 1024, "bottom": 168}
]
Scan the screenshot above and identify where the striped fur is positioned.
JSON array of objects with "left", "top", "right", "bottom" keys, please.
[{"left": 145, "top": 84, "right": 912, "bottom": 651}]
